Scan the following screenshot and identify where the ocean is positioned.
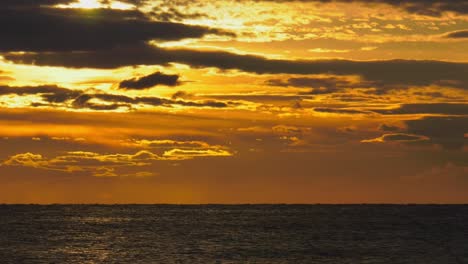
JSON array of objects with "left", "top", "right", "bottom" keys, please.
[{"left": 0, "top": 205, "right": 467, "bottom": 263}]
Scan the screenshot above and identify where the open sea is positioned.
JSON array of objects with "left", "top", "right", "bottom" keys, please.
[{"left": 0, "top": 205, "right": 467, "bottom": 263}]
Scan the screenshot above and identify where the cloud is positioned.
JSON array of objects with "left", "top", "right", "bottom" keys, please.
[
  {"left": 0, "top": 85, "right": 231, "bottom": 110},
  {"left": 51, "top": 137, "right": 86, "bottom": 142},
  {"left": 69, "top": 93, "right": 230, "bottom": 110},
  {"left": 267, "top": 77, "right": 349, "bottom": 94},
  {"left": 0, "top": 6, "right": 232, "bottom": 52},
  {"left": 0, "top": 85, "right": 81, "bottom": 102},
  {"left": 3, "top": 152, "right": 45, "bottom": 169},
  {"left": 314, "top": 107, "right": 371, "bottom": 115},
  {"left": 162, "top": 148, "right": 232, "bottom": 159},
  {"left": 373, "top": 103, "right": 468, "bottom": 115},
  {"left": 272, "top": 125, "right": 302, "bottom": 134},
  {"left": 362, "top": 133, "right": 429, "bottom": 143},
  {"left": 171, "top": 91, "right": 193, "bottom": 100},
  {"left": 314, "top": 104, "right": 468, "bottom": 116},
  {"left": 0, "top": 0, "right": 73, "bottom": 6},
  {"left": 405, "top": 116, "right": 468, "bottom": 150},
  {"left": 328, "top": 94, "right": 377, "bottom": 102},
  {"left": 207, "top": 94, "right": 306, "bottom": 103},
  {"left": 0, "top": 0, "right": 72, "bottom": 7},
  {"left": 364, "top": 117, "right": 468, "bottom": 149},
  {"left": 7, "top": 45, "right": 467, "bottom": 89},
  {"left": 267, "top": 76, "right": 388, "bottom": 95},
  {"left": 379, "top": 124, "right": 401, "bottom": 132},
  {"left": 71, "top": 94, "right": 129, "bottom": 111},
  {"left": 108, "top": 0, "right": 468, "bottom": 17},
  {"left": 135, "top": 139, "right": 211, "bottom": 148},
  {"left": 151, "top": 7, "right": 208, "bottom": 22},
  {"left": 1, "top": 150, "right": 158, "bottom": 176},
  {"left": 269, "top": 76, "right": 468, "bottom": 96},
  {"left": 412, "top": 91, "right": 446, "bottom": 99},
  {"left": 151, "top": 0, "right": 468, "bottom": 17},
  {"left": 250, "top": 0, "right": 468, "bottom": 16},
  {"left": 2, "top": 144, "right": 234, "bottom": 175},
  {"left": 0, "top": 70, "right": 14, "bottom": 82},
  {"left": 120, "top": 138, "right": 228, "bottom": 153},
  {"left": 443, "top": 30, "right": 468, "bottom": 39},
  {"left": 119, "top": 71, "right": 180, "bottom": 90}
]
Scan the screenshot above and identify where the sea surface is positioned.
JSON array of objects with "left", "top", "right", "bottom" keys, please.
[{"left": 0, "top": 205, "right": 467, "bottom": 263}]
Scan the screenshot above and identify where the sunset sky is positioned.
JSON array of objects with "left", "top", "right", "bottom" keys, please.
[{"left": 0, "top": 0, "right": 467, "bottom": 203}]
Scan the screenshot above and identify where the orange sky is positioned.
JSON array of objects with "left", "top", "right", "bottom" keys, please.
[{"left": 0, "top": 0, "right": 467, "bottom": 203}]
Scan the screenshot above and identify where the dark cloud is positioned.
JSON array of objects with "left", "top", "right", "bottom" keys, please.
[
  {"left": 70, "top": 92, "right": 230, "bottom": 110},
  {"left": 0, "top": 0, "right": 72, "bottom": 7},
  {"left": 7, "top": 45, "right": 467, "bottom": 89},
  {"left": 374, "top": 103, "right": 468, "bottom": 115},
  {"left": 119, "top": 71, "right": 180, "bottom": 90},
  {"left": 0, "top": 0, "right": 149, "bottom": 8},
  {"left": 330, "top": 94, "right": 378, "bottom": 102},
  {"left": 314, "top": 107, "right": 371, "bottom": 115},
  {"left": 269, "top": 76, "right": 466, "bottom": 96},
  {"left": 0, "top": 85, "right": 230, "bottom": 110},
  {"left": 412, "top": 91, "right": 446, "bottom": 98},
  {"left": 380, "top": 133, "right": 429, "bottom": 142},
  {"left": 93, "top": 93, "right": 139, "bottom": 104},
  {"left": 207, "top": 94, "right": 307, "bottom": 103},
  {"left": 134, "top": 96, "right": 165, "bottom": 106},
  {"left": 444, "top": 30, "right": 468, "bottom": 39},
  {"left": 267, "top": 77, "right": 344, "bottom": 94},
  {"left": 268, "top": 77, "right": 376, "bottom": 94},
  {"left": 379, "top": 124, "right": 401, "bottom": 132},
  {"left": 0, "top": 6, "right": 232, "bottom": 52},
  {"left": 171, "top": 91, "right": 193, "bottom": 100},
  {"left": 314, "top": 103, "right": 468, "bottom": 116},
  {"left": 70, "top": 94, "right": 130, "bottom": 110},
  {"left": 405, "top": 116, "right": 468, "bottom": 149},
  {"left": 150, "top": 7, "right": 207, "bottom": 22},
  {"left": 0, "top": 85, "right": 81, "bottom": 103},
  {"left": 268, "top": 77, "right": 351, "bottom": 89},
  {"left": 361, "top": 133, "right": 429, "bottom": 144},
  {"left": 381, "top": 134, "right": 427, "bottom": 142},
  {"left": 169, "top": 100, "right": 227, "bottom": 108}
]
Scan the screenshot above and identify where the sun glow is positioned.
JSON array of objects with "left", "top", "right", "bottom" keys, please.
[
  {"left": 109, "top": 1, "right": 134, "bottom": 10},
  {"left": 56, "top": 0, "right": 133, "bottom": 10},
  {"left": 67, "top": 0, "right": 102, "bottom": 9}
]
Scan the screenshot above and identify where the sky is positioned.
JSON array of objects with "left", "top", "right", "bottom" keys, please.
[{"left": 0, "top": 0, "right": 467, "bottom": 204}]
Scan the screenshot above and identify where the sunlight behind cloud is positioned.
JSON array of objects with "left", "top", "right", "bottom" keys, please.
[
  {"left": 56, "top": 0, "right": 134, "bottom": 10},
  {"left": 60, "top": 0, "right": 102, "bottom": 9},
  {"left": 109, "top": 1, "right": 134, "bottom": 10}
]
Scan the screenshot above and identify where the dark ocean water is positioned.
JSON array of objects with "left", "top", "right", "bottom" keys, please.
[{"left": 0, "top": 205, "right": 467, "bottom": 264}]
